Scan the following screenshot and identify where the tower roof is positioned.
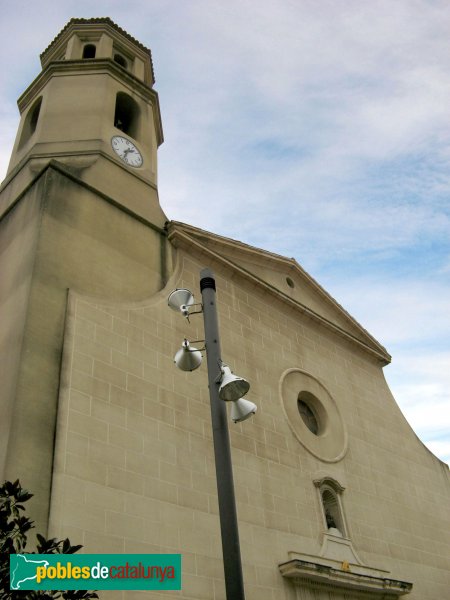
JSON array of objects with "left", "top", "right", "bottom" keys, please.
[{"left": 40, "top": 17, "right": 156, "bottom": 82}]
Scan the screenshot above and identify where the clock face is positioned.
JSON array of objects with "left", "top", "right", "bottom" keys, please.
[{"left": 111, "top": 136, "right": 143, "bottom": 167}]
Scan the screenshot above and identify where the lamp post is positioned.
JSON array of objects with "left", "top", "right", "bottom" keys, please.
[
  {"left": 168, "top": 268, "right": 257, "bottom": 600},
  {"left": 200, "top": 268, "right": 246, "bottom": 600}
]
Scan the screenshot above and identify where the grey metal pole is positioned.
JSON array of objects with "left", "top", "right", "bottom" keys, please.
[{"left": 199, "top": 267, "right": 246, "bottom": 600}]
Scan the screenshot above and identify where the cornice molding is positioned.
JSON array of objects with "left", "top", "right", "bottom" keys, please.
[
  {"left": 0, "top": 159, "right": 166, "bottom": 236},
  {"left": 167, "top": 223, "right": 391, "bottom": 365},
  {"left": 279, "top": 559, "right": 412, "bottom": 597}
]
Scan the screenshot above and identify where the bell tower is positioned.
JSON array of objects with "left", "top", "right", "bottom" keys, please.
[
  {"left": 5, "top": 17, "right": 165, "bottom": 226},
  {"left": 0, "top": 19, "right": 171, "bottom": 532}
]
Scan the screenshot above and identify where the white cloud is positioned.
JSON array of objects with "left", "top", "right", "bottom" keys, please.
[{"left": 325, "top": 277, "right": 450, "bottom": 346}]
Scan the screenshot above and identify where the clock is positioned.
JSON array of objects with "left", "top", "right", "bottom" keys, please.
[{"left": 111, "top": 135, "right": 143, "bottom": 167}]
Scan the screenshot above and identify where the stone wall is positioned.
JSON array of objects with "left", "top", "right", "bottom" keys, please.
[{"left": 48, "top": 249, "right": 450, "bottom": 599}]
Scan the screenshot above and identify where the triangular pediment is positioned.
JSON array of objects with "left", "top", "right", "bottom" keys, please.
[{"left": 167, "top": 221, "right": 390, "bottom": 364}]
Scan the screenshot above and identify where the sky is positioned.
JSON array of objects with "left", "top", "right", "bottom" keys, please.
[{"left": 1, "top": 0, "right": 449, "bottom": 465}]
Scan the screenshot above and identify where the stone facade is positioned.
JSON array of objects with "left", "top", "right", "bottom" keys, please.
[
  {"left": 1, "top": 17, "right": 449, "bottom": 600},
  {"left": 44, "top": 227, "right": 450, "bottom": 600}
]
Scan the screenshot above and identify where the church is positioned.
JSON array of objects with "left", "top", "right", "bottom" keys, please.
[{"left": 0, "top": 18, "right": 449, "bottom": 599}]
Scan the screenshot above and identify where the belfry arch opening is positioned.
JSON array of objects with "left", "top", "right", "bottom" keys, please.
[
  {"left": 82, "top": 44, "right": 96, "bottom": 59},
  {"left": 114, "top": 92, "right": 140, "bottom": 140},
  {"left": 19, "top": 96, "right": 42, "bottom": 148},
  {"left": 114, "top": 54, "right": 128, "bottom": 69}
]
